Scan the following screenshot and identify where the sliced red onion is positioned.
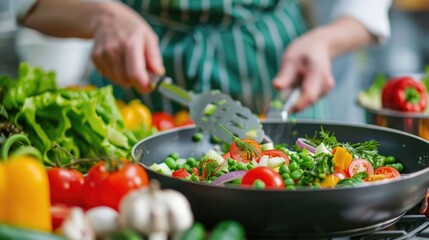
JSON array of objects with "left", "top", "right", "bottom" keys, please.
[
  {"left": 296, "top": 138, "right": 316, "bottom": 153},
  {"left": 211, "top": 171, "right": 248, "bottom": 186}
]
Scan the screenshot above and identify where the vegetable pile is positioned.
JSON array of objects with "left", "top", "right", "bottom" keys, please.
[{"left": 151, "top": 127, "right": 404, "bottom": 189}]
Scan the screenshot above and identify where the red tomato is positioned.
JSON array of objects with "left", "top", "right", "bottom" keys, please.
[
  {"left": 347, "top": 159, "right": 374, "bottom": 177},
  {"left": 375, "top": 166, "right": 401, "bottom": 179},
  {"left": 223, "top": 152, "right": 231, "bottom": 160},
  {"left": 47, "top": 168, "right": 85, "bottom": 207},
  {"left": 172, "top": 168, "right": 191, "bottom": 179},
  {"left": 241, "top": 167, "right": 284, "bottom": 189},
  {"left": 152, "top": 112, "right": 176, "bottom": 131},
  {"left": 83, "top": 160, "right": 149, "bottom": 210},
  {"left": 230, "top": 139, "right": 262, "bottom": 163},
  {"left": 50, "top": 204, "right": 71, "bottom": 230},
  {"left": 261, "top": 149, "right": 290, "bottom": 165}
]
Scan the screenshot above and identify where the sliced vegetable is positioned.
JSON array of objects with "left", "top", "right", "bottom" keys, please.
[
  {"left": 332, "top": 147, "right": 353, "bottom": 174},
  {"left": 152, "top": 112, "right": 176, "bottom": 131},
  {"left": 296, "top": 138, "right": 316, "bottom": 154},
  {"left": 374, "top": 166, "right": 401, "bottom": 179},
  {"left": 261, "top": 149, "right": 290, "bottom": 166},
  {"left": 347, "top": 159, "right": 374, "bottom": 177},
  {"left": 211, "top": 171, "right": 247, "bottom": 186},
  {"left": 172, "top": 168, "right": 191, "bottom": 179}
]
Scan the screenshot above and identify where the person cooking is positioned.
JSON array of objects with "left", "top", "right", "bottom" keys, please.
[{"left": 15, "top": 0, "right": 391, "bottom": 118}]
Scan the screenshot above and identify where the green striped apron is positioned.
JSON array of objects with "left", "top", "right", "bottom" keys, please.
[{"left": 89, "top": 0, "right": 328, "bottom": 119}]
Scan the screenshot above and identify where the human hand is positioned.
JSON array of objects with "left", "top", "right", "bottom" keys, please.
[
  {"left": 91, "top": 2, "right": 164, "bottom": 93},
  {"left": 272, "top": 29, "right": 335, "bottom": 113}
]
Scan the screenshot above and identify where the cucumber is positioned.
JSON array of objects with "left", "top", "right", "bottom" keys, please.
[
  {"left": 260, "top": 142, "right": 274, "bottom": 151},
  {"left": 0, "top": 224, "right": 66, "bottom": 240},
  {"left": 105, "top": 229, "right": 144, "bottom": 240},
  {"left": 208, "top": 220, "right": 245, "bottom": 240}
]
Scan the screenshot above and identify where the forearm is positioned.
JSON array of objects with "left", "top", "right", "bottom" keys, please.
[
  {"left": 22, "top": 0, "right": 112, "bottom": 39},
  {"left": 309, "top": 16, "right": 375, "bottom": 59}
]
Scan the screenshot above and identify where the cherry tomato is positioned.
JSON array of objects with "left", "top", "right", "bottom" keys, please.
[
  {"left": 47, "top": 167, "right": 85, "bottom": 207},
  {"left": 83, "top": 160, "right": 149, "bottom": 210},
  {"left": 223, "top": 152, "right": 231, "bottom": 160},
  {"left": 174, "top": 110, "right": 194, "bottom": 127},
  {"left": 172, "top": 168, "right": 191, "bottom": 179},
  {"left": 261, "top": 149, "right": 290, "bottom": 165},
  {"left": 241, "top": 166, "right": 284, "bottom": 189},
  {"left": 230, "top": 139, "right": 261, "bottom": 163},
  {"left": 152, "top": 112, "right": 176, "bottom": 131},
  {"left": 50, "top": 204, "right": 71, "bottom": 230},
  {"left": 374, "top": 166, "right": 401, "bottom": 179},
  {"left": 347, "top": 159, "right": 374, "bottom": 177}
]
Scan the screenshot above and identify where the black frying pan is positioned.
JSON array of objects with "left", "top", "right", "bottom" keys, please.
[{"left": 132, "top": 120, "right": 429, "bottom": 239}]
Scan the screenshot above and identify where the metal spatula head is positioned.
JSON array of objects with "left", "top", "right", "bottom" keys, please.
[
  {"left": 151, "top": 74, "right": 264, "bottom": 143},
  {"left": 189, "top": 90, "right": 264, "bottom": 143}
]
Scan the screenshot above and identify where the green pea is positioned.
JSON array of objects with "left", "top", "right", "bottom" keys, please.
[
  {"left": 237, "top": 162, "right": 247, "bottom": 170},
  {"left": 229, "top": 166, "right": 237, "bottom": 171},
  {"left": 183, "top": 164, "right": 191, "bottom": 172},
  {"left": 190, "top": 175, "right": 200, "bottom": 182},
  {"left": 291, "top": 169, "right": 303, "bottom": 180},
  {"left": 284, "top": 178, "right": 295, "bottom": 186},
  {"left": 227, "top": 158, "right": 234, "bottom": 165},
  {"left": 387, "top": 162, "right": 404, "bottom": 172},
  {"left": 395, "top": 163, "right": 404, "bottom": 172},
  {"left": 279, "top": 165, "right": 290, "bottom": 175},
  {"left": 186, "top": 158, "right": 198, "bottom": 168},
  {"left": 247, "top": 163, "right": 254, "bottom": 170},
  {"left": 169, "top": 152, "right": 180, "bottom": 160},
  {"left": 289, "top": 162, "right": 300, "bottom": 172},
  {"left": 210, "top": 135, "right": 222, "bottom": 144},
  {"left": 291, "top": 154, "right": 300, "bottom": 162},
  {"left": 281, "top": 173, "right": 291, "bottom": 180},
  {"left": 279, "top": 147, "right": 289, "bottom": 155},
  {"left": 285, "top": 185, "right": 296, "bottom": 190},
  {"left": 253, "top": 180, "right": 265, "bottom": 189},
  {"left": 192, "top": 132, "right": 204, "bottom": 142},
  {"left": 384, "top": 156, "right": 396, "bottom": 164},
  {"left": 164, "top": 157, "right": 177, "bottom": 170}
]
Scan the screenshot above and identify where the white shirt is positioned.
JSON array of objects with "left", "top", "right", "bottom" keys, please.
[{"left": 332, "top": 0, "right": 392, "bottom": 42}]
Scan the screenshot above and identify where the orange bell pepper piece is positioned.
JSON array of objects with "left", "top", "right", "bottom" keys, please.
[{"left": 332, "top": 146, "right": 353, "bottom": 174}]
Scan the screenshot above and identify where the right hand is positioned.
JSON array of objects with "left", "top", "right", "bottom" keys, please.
[{"left": 91, "top": 2, "right": 164, "bottom": 93}]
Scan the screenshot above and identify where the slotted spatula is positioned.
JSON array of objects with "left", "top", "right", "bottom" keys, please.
[{"left": 150, "top": 75, "right": 264, "bottom": 143}]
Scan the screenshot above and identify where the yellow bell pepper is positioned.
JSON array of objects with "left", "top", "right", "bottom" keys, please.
[
  {"left": 332, "top": 146, "right": 353, "bottom": 174},
  {"left": 119, "top": 99, "right": 153, "bottom": 131},
  {"left": 0, "top": 156, "right": 52, "bottom": 232},
  {"left": 318, "top": 174, "right": 340, "bottom": 188}
]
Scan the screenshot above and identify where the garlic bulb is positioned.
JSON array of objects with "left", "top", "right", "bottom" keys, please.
[
  {"left": 119, "top": 181, "right": 194, "bottom": 240},
  {"left": 85, "top": 206, "right": 121, "bottom": 238},
  {"left": 61, "top": 207, "right": 95, "bottom": 240}
]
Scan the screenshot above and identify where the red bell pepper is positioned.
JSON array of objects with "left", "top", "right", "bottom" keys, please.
[{"left": 381, "top": 76, "right": 427, "bottom": 112}]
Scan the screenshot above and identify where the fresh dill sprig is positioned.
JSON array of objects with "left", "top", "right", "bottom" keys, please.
[{"left": 218, "top": 124, "right": 260, "bottom": 160}]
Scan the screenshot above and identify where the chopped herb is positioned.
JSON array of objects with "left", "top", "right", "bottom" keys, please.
[{"left": 218, "top": 124, "right": 260, "bottom": 160}]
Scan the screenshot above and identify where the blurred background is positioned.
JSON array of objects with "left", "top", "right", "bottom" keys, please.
[{"left": 1, "top": 0, "right": 429, "bottom": 123}]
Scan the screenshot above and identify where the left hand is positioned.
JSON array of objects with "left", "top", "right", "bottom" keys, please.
[{"left": 272, "top": 29, "right": 335, "bottom": 113}]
